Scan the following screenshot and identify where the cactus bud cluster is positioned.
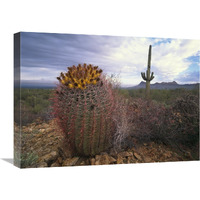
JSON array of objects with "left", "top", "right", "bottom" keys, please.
[{"left": 56, "top": 63, "right": 103, "bottom": 90}]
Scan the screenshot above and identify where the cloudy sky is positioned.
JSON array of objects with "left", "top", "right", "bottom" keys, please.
[{"left": 20, "top": 32, "right": 200, "bottom": 87}]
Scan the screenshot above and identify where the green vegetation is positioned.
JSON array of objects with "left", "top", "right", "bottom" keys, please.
[
  {"left": 14, "top": 87, "right": 199, "bottom": 127},
  {"left": 14, "top": 88, "right": 53, "bottom": 125},
  {"left": 118, "top": 88, "right": 199, "bottom": 105},
  {"left": 14, "top": 86, "right": 199, "bottom": 162},
  {"left": 14, "top": 151, "right": 39, "bottom": 168},
  {"left": 20, "top": 89, "right": 51, "bottom": 111}
]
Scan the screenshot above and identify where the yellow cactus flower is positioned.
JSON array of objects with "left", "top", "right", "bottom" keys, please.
[
  {"left": 77, "top": 84, "right": 82, "bottom": 89},
  {"left": 68, "top": 84, "right": 74, "bottom": 89},
  {"left": 61, "top": 79, "right": 65, "bottom": 84},
  {"left": 64, "top": 76, "right": 69, "bottom": 82},
  {"left": 86, "top": 79, "right": 90, "bottom": 84},
  {"left": 57, "top": 64, "right": 103, "bottom": 89},
  {"left": 92, "top": 80, "right": 97, "bottom": 85}
]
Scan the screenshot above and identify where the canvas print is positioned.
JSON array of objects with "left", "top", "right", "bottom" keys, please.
[{"left": 14, "top": 32, "right": 200, "bottom": 168}]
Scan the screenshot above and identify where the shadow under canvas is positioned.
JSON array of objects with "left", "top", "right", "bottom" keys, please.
[{"left": 1, "top": 158, "right": 13, "bottom": 165}]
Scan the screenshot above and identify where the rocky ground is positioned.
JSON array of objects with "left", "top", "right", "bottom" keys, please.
[{"left": 14, "top": 119, "right": 197, "bottom": 168}]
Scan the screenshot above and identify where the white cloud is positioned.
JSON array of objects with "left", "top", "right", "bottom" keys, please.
[
  {"left": 105, "top": 37, "right": 153, "bottom": 85},
  {"left": 21, "top": 33, "right": 200, "bottom": 87},
  {"left": 21, "top": 66, "right": 61, "bottom": 82},
  {"left": 105, "top": 37, "right": 200, "bottom": 86},
  {"left": 152, "top": 39, "right": 200, "bottom": 82}
]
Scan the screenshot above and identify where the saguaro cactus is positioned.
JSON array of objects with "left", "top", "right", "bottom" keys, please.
[{"left": 141, "top": 45, "right": 155, "bottom": 99}]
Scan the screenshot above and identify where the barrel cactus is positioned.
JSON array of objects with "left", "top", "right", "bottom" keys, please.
[{"left": 52, "top": 64, "right": 116, "bottom": 156}]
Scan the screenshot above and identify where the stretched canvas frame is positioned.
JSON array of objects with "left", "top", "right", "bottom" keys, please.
[{"left": 14, "top": 32, "right": 199, "bottom": 168}]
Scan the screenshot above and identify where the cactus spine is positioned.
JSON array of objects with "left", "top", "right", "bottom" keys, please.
[
  {"left": 141, "top": 45, "right": 154, "bottom": 99},
  {"left": 52, "top": 64, "right": 115, "bottom": 156}
]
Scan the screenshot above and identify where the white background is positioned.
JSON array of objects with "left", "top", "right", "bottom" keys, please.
[{"left": 0, "top": 0, "right": 199, "bottom": 199}]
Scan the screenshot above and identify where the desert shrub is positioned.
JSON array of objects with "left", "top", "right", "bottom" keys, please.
[
  {"left": 14, "top": 89, "right": 52, "bottom": 126},
  {"left": 127, "top": 88, "right": 145, "bottom": 99},
  {"left": 15, "top": 102, "right": 52, "bottom": 126},
  {"left": 130, "top": 99, "right": 171, "bottom": 143},
  {"left": 112, "top": 96, "right": 135, "bottom": 150},
  {"left": 117, "top": 88, "right": 130, "bottom": 98},
  {"left": 129, "top": 93, "right": 199, "bottom": 150},
  {"left": 170, "top": 94, "right": 199, "bottom": 146}
]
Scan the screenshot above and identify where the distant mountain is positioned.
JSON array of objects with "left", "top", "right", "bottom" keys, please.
[
  {"left": 128, "top": 81, "right": 199, "bottom": 90},
  {"left": 20, "top": 80, "right": 199, "bottom": 90},
  {"left": 20, "top": 80, "right": 56, "bottom": 89}
]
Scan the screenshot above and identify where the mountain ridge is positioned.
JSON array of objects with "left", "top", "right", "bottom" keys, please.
[{"left": 126, "top": 81, "right": 199, "bottom": 90}]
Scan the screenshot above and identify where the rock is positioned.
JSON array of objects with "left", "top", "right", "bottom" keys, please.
[
  {"left": 36, "top": 134, "right": 42, "bottom": 138},
  {"left": 51, "top": 161, "right": 60, "bottom": 167},
  {"left": 127, "top": 156, "right": 135, "bottom": 164},
  {"left": 63, "top": 157, "right": 80, "bottom": 166},
  {"left": 48, "top": 142, "right": 54, "bottom": 145},
  {"left": 95, "top": 160, "right": 100, "bottom": 165},
  {"left": 130, "top": 147, "right": 137, "bottom": 152},
  {"left": 79, "top": 161, "right": 85, "bottom": 165},
  {"left": 116, "top": 156, "right": 123, "bottom": 164},
  {"left": 133, "top": 152, "right": 142, "bottom": 161},
  {"left": 114, "top": 151, "right": 134, "bottom": 164},
  {"left": 39, "top": 129, "right": 45, "bottom": 133},
  {"left": 90, "top": 158, "right": 95, "bottom": 165},
  {"left": 38, "top": 162, "right": 48, "bottom": 168},
  {"left": 78, "top": 158, "right": 90, "bottom": 166},
  {"left": 85, "top": 159, "right": 90, "bottom": 165},
  {"left": 118, "top": 151, "right": 133, "bottom": 158},
  {"left": 28, "top": 128, "right": 33, "bottom": 132},
  {"left": 164, "top": 151, "right": 172, "bottom": 158},
  {"left": 46, "top": 128, "right": 53, "bottom": 132},
  {"left": 143, "top": 156, "right": 152, "bottom": 163},
  {"left": 95, "top": 154, "right": 116, "bottom": 165},
  {"left": 95, "top": 155, "right": 101, "bottom": 165},
  {"left": 108, "top": 156, "right": 117, "bottom": 164},
  {"left": 58, "top": 147, "right": 71, "bottom": 159},
  {"left": 75, "top": 157, "right": 89, "bottom": 166},
  {"left": 95, "top": 155, "right": 101, "bottom": 160},
  {"left": 41, "top": 151, "right": 59, "bottom": 165},
  {"left": 57, "top": 157, "right": 63, "bottom": 164}
]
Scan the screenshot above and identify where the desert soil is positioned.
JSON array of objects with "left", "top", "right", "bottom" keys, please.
[{"left": 14, "top": 119, "right": 196, "bottom": 168}]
